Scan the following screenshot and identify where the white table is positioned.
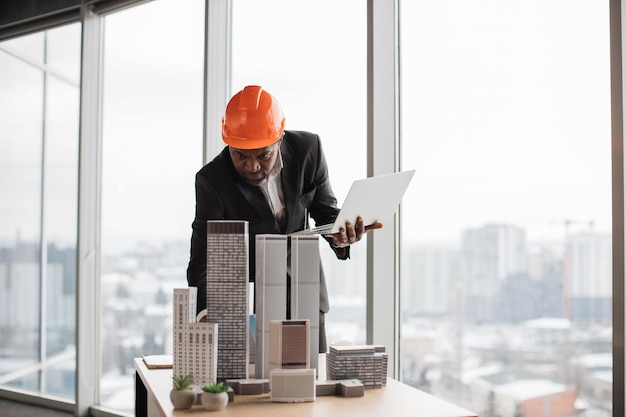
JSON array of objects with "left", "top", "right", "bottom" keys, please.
[{"left": 134, "top": 356, "right": 477, "bottom": 417}]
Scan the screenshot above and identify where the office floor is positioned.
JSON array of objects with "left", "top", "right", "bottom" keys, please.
[{"left": 0, "top": 398, "right": 73, "bottom": 417}]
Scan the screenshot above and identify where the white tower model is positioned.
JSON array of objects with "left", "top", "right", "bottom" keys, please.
[
  {"left": 255, "top": 234, "right": 319, "bottom": 379},
  {"left": 206, "top": 220, "right": 250, "bottom": 380},
  {"left": 173, "top": 287, "right": 218, "bottom": 387},
  {"left": 255, "top": 235, "right": 288, "bottom": 379},
  {"left": 289, "top": 234, "right": 320, "bottom": 369}
]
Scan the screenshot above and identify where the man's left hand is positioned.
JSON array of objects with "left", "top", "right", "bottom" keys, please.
[{"left": 325, "top": 216, "right": 383, "bottom": 248}]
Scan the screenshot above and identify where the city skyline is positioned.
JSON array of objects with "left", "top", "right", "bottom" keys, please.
[{"left": 0, "top": 218, "right": 613, "bottom": 415}]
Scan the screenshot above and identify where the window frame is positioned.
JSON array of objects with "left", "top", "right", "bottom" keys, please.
[
  {"left": 366, "top": 0, "right": 401, "bottom": 377},
  {"left": 609, "top": 1, "right": 625, "bottom": 416}
]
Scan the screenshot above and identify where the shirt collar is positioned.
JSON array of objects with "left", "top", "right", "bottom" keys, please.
[{"left": 269, "top": 148, "right": 284, "bottom": 178}]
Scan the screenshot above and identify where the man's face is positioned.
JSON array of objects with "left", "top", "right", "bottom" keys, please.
[{"left": 229, "top": 141, "right": 281, "bottom": 186}]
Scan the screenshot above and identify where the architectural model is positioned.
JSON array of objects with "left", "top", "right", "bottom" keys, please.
[
  {"left": 270, "top": 368, "right": 316, "bottom": 402},
  {"left": 326, "top": 345, "right": 388, "bottom": 389},
  {"left": 255, "top": 234, "right": 288, "bottom": 379},
  {"left": 172, "top": 287, "right": 218, "bottom": 387},
  {"left": 225, "top": 378, "right": 269, "bottom": 395},
  {"left": 289, "top": 235, "right": 320, "bottom": 367},
  {"left": 269, "top": 319, "right": 310, "bottom": 374},
  {"left": 336, "top": 379, "right": 365, "bottom": 397},
  {"left": 206, "top": 220, "right": 250, "bottom": 380},
  {"left": 315, "top": 379, "right": 364, "bottom": 397},
  {"left": 255, "top": 234, "right": 319, "bottom": 379}
]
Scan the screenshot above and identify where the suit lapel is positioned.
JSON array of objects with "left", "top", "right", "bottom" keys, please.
[
  {"left": 280, "top": 140, "right": 301, "bottom": 232},
  {"left": 236, "top": 181, "right": 281, "bottom": 232}
]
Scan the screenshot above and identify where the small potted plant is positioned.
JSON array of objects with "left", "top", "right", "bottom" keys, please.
[
  {"left": 170, "top": 375, "right": 196, "bottom": 410},
  {"left": 200, "top": 381, "right": 229, "bottom": 411}
]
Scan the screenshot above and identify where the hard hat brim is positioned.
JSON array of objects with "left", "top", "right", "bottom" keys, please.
[{"left": 222, "top": 134, "right": 282, "bottom": 150}]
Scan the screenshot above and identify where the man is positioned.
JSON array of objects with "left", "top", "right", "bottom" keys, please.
[{"left": 186, "top": 85, "right": 381, "bottom": 351}]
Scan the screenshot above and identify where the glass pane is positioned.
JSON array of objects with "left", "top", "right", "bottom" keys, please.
[
  {"left": 0, "top": 23, "right": 80, "bottom": 401},
  {"left": 400, "top": 1, "right": 611, "bottom": 416},
  {"left": 1, "top": 31, "right": 45, "bottom": 66},
  {"left": 47, "top": 24, "right": 81, "bottom": 85},
  {"left": 100, "top": 0, "right": 204, "bottom": 413},
  {"left": 232, "top": 0, "right": 367, "bottom": 346},
  {"left": 43, "top": 73, "right": 79, "bottom": 401}
]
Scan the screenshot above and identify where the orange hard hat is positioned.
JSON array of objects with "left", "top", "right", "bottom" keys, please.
[{"left": 222, "top": 85, "right": 286, "bottom": 149}]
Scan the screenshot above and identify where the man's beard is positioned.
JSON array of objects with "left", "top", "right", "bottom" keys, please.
[{"left": 241, "top": 169, "right": 269, "bottom": 186}]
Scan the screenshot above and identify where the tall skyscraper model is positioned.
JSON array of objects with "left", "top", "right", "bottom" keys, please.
[
  {"left": 289, "top": 235, "right": 320, "bottom": 359},
  {"left": 173, "top": 287, "right": 218, "bottom": 386},
  {"left": 255, "top": 234, "right": 319, "bottom": 378},
  {"left": 206, "top": 220, "right": 250, "bottom": 380}
]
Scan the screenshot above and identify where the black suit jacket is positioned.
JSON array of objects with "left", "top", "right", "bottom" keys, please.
[{"left": 187, "top": 130, "right": 347, "bottom": 314}]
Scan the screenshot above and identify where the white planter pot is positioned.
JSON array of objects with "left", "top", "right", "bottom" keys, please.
[
  {"left": 169, "top": 388, "right": 196, "bottom": 410},
  {"left": 201, "top": 391, "right": 228, "bottom": 411}
]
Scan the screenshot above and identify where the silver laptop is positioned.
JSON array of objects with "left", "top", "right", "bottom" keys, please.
[{"left": 299, "top": 170, "right": 415, "bottom": 235}]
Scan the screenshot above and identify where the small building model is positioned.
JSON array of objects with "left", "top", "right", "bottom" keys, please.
[
  {"left": 206, "top": 220, "right": 250, "bottom": 380},
  {"left": 270, "top": 368, "right": 316, "bottom": 403},
  {"left": 172, "top": 287, "right": 218, "bottom": 387},
  {"left": 315, "top": 380, "right": 339, "bottom": 396},
  {"left": 326, "top": 345, "right": 388, "bottom": 389},
  {"left": 225, "top": 378, "right": 269, "bottom": 395},
  {"left": 270, "top": 319, "right": 310, "bottom": 374},
  {"left": 337, "top": 379, "right": 365, "bottom": 397},
  {"left": 315, "top": 379, "right": 365, "bottom": 397}
]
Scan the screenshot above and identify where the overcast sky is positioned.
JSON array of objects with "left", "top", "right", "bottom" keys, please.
[{"left": 0, "top": 0, "right": 612, "bottom": 249}]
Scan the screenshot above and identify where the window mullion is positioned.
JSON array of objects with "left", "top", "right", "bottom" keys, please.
[
  {"left": 76, "top": 4, "right": 104, "bottom": 416},
  {"left": 609, "top": 2, "right": 626, "bottom": 416},
  {"left": 367, "top": 0, "right": 400, "bottom": 378}
]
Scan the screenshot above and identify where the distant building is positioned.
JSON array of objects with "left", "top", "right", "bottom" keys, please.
[
  {"left": 0, "top": 243, "right": 76, "bottom": 359},
  {"left": 401, "top": 245, "right": 459, "bottom": 317},
  {"left": 172, "top": 287, "right": 217, "bottom": 386},
  {"left": 474, "top": 373, "right": 579, "bottom": 417},
  {"left": 461, "top": 224, "right": 528, "bottom": 323},
  {"left": 571, "top": 352, "right": 611, "bottom": 403},
  {"left": 498, "top": 379, "right": 578, "bottom": 417},
  {"left": 498, "top": 272, "right": 562, "bottom": 322},
  {"left": 206, "top": 221, "right": 249, "bottom": 380},
  {"left": 566, "top": 232, "right": 611, "bottom": 324}
]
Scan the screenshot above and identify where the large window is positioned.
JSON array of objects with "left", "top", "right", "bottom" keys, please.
[
  {"left": 99, "top": 0, "right": 204, "bottom": 412},
  {"left": 232, "top": 0, "right": 368, "bottom": 345},
  {"left": 0, "top": 23, "right": 81, "bottom": 400},
  {"left": 2, "top": 2, "right": 624, "bottom": 417},
  {"left": 399, "top": 1, "right": 612, "bottom": 416}
]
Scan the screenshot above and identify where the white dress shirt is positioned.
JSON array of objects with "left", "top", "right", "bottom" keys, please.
[{"left": 257, "top": 151, "right": 285, "bottom": 222}]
